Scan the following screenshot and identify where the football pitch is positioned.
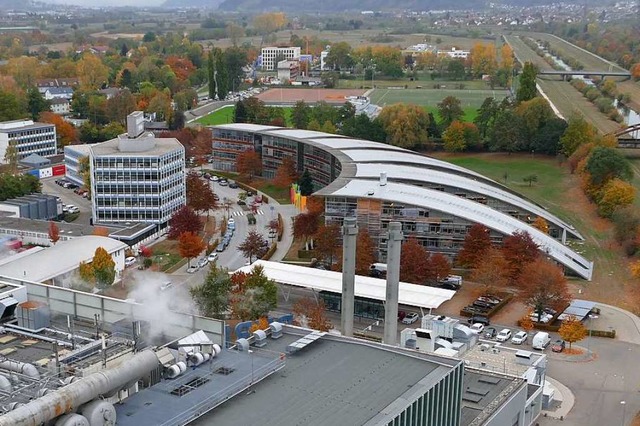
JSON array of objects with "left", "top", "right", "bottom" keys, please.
[{"left": 369, "top": 88, "right": 510, "bottom": 108}]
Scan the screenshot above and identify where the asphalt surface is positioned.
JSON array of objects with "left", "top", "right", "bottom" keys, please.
[{"left": 40, "top": 177, "right": 92, "bottom": 226}]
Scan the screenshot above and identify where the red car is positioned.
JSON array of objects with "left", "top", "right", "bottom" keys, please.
[{"left": 551, "top": 339, "right": 566, "bottom": 352}]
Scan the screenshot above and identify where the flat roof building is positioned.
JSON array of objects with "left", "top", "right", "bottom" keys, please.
[
  {"left": 0, "top": 119, "right": 56, "bottom": 163},
  {"left": 211, "top": 124, "right": 593, "bottom": 280},
  {"left": 261, "top": 46, "right": 301, "bottom": 71}
]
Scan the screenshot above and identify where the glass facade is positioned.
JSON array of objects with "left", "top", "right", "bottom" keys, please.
[
  {"left": 211, "top": 128, "right": 257, "bottom": 172},
  {"left": 319, "top": 291, "right": 385, "bottom": 319},
  {"left": 91, "top": 148, "right": 185, "bottom": 224}
]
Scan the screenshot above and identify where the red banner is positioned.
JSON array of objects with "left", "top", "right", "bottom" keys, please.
[{"left": 52, "top": 164, "right": 66, "bottom": 176}]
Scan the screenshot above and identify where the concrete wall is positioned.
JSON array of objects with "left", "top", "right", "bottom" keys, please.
[{"left": 484, "top": 381, "right": 529, "bottom": 426}]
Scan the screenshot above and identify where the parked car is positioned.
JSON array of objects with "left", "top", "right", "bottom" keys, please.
[
  {"left": 551, "top": 339, "right": 566, "bottom": 353},
  {"left": 160, "top": 281, "right": 173, "bottom": 291},
  {"left": 198, "top": 257, "right": 209, "bottom": 268},
  {"left": 496, "top": 329, "right": 512, "bottom": 342},
  {"left": 532, "top": 332, "right": 551, "bottom": 350},
  {"left": 67, "top": 206, "right": 79, "bottom": 214},
  {"left": 213, "top": 194, "right": 220, "bottom": 201},
  {"left": 511, "top": 331, "right": 528, "bottom": 345},
  {"left": 237, "top": 199, "right": 246, "bottom": 205},
  {"left": 219, "top": 180, "right": 228, "bottom": 186},
  {"left": 268, "top": 230, "right": 277, "bottom": 239},
  {"left": 484, "top": 327, "right": 497, "bottom": 339},
  {"left": 469, "top": 323, "right": 485, "bottom": 334},
  {"left": 229, "top": 181, "right": 239, "bottom": 189},
  {"left": 228, "top": 218, "right": 235, "bottom": 225},
  {"left": 186, "top": 265, "right": 200, "bottom": 273},
  {"left": 467, "top": 315, "right": 490, "bottom": 326},
  {"left": 402, "top": 312, "right": 419, "bottom": 324},
  {"left": 246, "top": 190, "right": 254, "bottom": 196},
  {"left": 207, "top": 252, "right": 218, "bottom": 262},
  {"left": 125, "top": 257, "right": 137, "bottom": 267},
  {"left": 211, "top": 175, "right": 219, "bottom": 182}
]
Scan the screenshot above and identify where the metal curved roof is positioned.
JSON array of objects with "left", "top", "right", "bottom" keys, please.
[
  {"left": 353, "top": 163, "right": 583, "bottom": 240},
  {"left": 328, "top": 180, "right": 593, "bottom": 280}
]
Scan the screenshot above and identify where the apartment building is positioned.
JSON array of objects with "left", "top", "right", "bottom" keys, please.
[{"left": 261, "top": 46, "right": 301, "bottom": 71}]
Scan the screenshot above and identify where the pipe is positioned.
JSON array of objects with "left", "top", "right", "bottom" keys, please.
[
  {"left": 0, "top": 360, "right": 40, "bottom": 379},
  {"left": 0, "top": 350, "right": 159, "bottom": 426},
  {"left": 0, "top": 374, "right": 11, "bottom": 392},
  {"left": 2, "top": 325, "right": 74, "bottom": 348}
]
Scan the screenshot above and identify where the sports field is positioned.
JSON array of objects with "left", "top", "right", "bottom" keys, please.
[
  {"left": 370, "top": 87, "right": 509, "bottom": 109},
  {"left": 195, "top": 105, "right": 293, "bottom": 126}
]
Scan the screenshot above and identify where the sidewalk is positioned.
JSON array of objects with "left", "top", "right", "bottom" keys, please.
[
  {"left": 591, "top": 302, "right": 640, "bottom": 345},
  {"left": 542, "top": 376, "right": 576, "bottom": 420}
]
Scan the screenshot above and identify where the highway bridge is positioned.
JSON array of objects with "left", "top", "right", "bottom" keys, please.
[{"left": 538, "top": 70, "right": 632, "bottom": 80}]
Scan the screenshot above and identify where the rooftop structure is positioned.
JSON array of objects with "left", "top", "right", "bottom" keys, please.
[
  {"left": 236, "top": 260, "right": 456, "bottom": 310},
  {"left": 0, "top": 235, "right": 127, "bottom": 284},
  {"left": 212, "top": 124, "right": 593, "bottom": 280}
]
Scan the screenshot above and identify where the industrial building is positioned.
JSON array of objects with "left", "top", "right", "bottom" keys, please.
[
  {"left": 64, "top": 112, "right": 186, "bottom": 227},
  {"left": 0, "top": 119, "right": 57, "bottom": 163},
  {"left": 0, "top": 193, "right": 61, "bottom": 220},
  {"left": 260, "top": 46, "right": 301, "bottom": 71},
  {"left": 210, "top": 124, "right": 593, "bottom": 280}
]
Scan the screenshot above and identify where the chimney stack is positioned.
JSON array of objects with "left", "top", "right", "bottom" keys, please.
[
  {"left": 341, "top": 217, "right": 358, "bottom": 337},
  {"left": 384, "top": 221, "right": 403, "bottom": 345},
  {"left": 379, "top": 172, "right": 387, "bottom": 186}
]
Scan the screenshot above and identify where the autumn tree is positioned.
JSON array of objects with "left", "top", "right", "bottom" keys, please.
[
  {"left": 40, "top": 112, "right": 77, "bottom": 148},
  {"left": 560, "top": 115, "right": 597, "bottom": 156},
  {"left": 77, "top": 54, "right": 109, "bottom": 90},
  {"left": 377, "top": 103, "right": 430, "bottom": 149},
  {"left": 238, "top": 230, "right": 268, "bottom": 262},
  {"left": 457, "top": 224, "right": 492, "bottom": 268},
  {"left": 400, "top": 237, "right": 429, "bottom": 284},
  {"left": 597, "top": 178, "right": 635, "bottom": 218},
  {"left": 355, "top": 229, "right": 376, "bottom": 275},
  {"left": 425, "top": 253, "right": 452, "bottom": 284},
  {"left": 437, "top": 96, "right": 464, "bottom": 129},
  {"left": 273, "top": 157, "right": 298, "bottom": 188},
  {"left": 91, "top": 247, "right": 116, "bottom": 289},
  {"left": 190, "top": 265, "right": 231, "bottom": 319},
  {"left": 558, "top": 315, "right": 587, "bottom": 350},
  {"left": 178, "top": 232, "right": 206, "bottom": 266},
  {"left": 235, "top": 150, "right": 262, "bottom": 181},
  {"left": 293, "top": 297, "right": 332, "bottom": 331},
  {"left": 186, "top": 172, "right": 217, "bottom": 214},
  {"left": 168, "top": 206, "right": 203, "bottom": 239},
  {"left": 442, "top": 120, "right": 481, "bottom": 152},
  {"left": 470, "top": 42, "right": 497, "bottom": 78},
  {"left": 48, "top": 221, "right": 60, "bottom": 245},
  {"left": 517, "top": 258, "right": 571, "bottom": 322},
  {"left": 312, "top": 223, "right": 342, "bottom": 267},
  {"left": 292, "top": 212, "right": 319, "bottom": 250},
  {"left": 532, "top": 217, "right": 549, "bottom": 234},
  {"left": 502, "top": 230, "right": 540, "bottom": 284},
  {"left": 519, "top": 311, "right": 535, "bottom": 333},
  {"left": 230, "top": 265, "right": 278, "bottom": 320},
  {"left": 470, "top": 247, "right": 509, "bottom": 294},
  {"left": 253, "top": 12, "right": 287, "bottom": 39}
]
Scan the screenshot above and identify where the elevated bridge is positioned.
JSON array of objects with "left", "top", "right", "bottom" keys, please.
[
  {"left": 611, "top": 124, "right": 640, "bottom": 148},
  {"left": 538, "top": 70, "right": 631, "bottom": 81}
]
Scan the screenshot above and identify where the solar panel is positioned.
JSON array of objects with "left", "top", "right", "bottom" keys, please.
[
  {"left": 286, "top": 331, "right": 326, "bottom": 354},
  {"left": 466, "top": 387, "right": 490, "bottom": 396},
  {"left": 462, "top": 393, "right": 483, "bottom": 403},
  {"left": 478, "top": 377, "right": 500, "bottom": 385}
]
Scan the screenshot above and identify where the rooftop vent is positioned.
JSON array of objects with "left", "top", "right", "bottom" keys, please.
[
  {"left": 269, "top": 322, "right": 283, "bottom": 339},
  {"left": 253, "top": 330, "right": 267, "bottom": 348},
  {"left": 379, "top": 172, "right": 387, "bottom": 186}
]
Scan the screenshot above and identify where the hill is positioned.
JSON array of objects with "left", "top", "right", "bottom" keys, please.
[{"left": 161, "top": 0, "right": 224, "bottom": 8}]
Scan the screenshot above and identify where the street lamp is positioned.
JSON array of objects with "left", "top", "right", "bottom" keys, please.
[
  {"left": 248, "top": 349, "right": 255, "bottom": 393},
  {"left": 620, "top": 401, "right": 626, "bottom": 425}
]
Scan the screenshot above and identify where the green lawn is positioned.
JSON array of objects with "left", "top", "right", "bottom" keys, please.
[
  {"left": 195, "top": 106, "right": 293, "bottom": 126},
  {"left": 424, "top": 106, "right": 478, "bottom": 123}
]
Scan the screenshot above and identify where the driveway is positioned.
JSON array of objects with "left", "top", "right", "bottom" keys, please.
[{"left": 40, "top": 177, "right": 92, "bottom": 225}]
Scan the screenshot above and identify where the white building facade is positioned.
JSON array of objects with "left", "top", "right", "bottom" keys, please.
[
  {"left": 64, "top": 144, "right": 91, "bottom": 186},
  {"left": 0, "top": 119, "right": 57, "bottom": 163},
  {"left": 261, "top": 46, "right": 301, "bottom": 71}
]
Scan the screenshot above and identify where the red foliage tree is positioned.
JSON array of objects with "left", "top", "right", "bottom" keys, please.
[
  {"left": 292, "top": 212, "right": 319, "bottom": 249},
  {"left": 238, "top": 230, "right": 268, "bottom": 262},
  {"left": 48, "top": 221, "right": 60, "bottom": 244},
  {"left": 400, "top": 237, "right": 429, "bottom": 284},
  {"left": 470, "top": 247, "right": 509, "bottom": 294},
  {"left": 355, "top": 229, "right": 376, "bottom": 275},
  {"left": 165, "top": 55, "right": 196, "bottom": 81},
  {"left": 305, "top": 196, "right": 325, "bottom": 216},
  {"left": 502, "top": 230, "right": 540, "bottom": 284},
  {"left": 235, "top": 150, "right": 262, "bottom": 181},
  {"left": 292, "top": 297, "right": 332, "bottom": 331},
  {"left": 517, "top": 258, "right": 571, "bottom": 322},
  {"left": 425, "top": 253, "right": 452, "bottom": 283},
  {"left": 456, "top": 224, "right": 492, "bottom": 268},
  {"left": 168, "top": 206, "right": 203, "bottom": 239},
  {"left": 186, "top": 172, "right": 217, "bottom": 214},
  {"left": 273, "top": 157, "right": 298, "bottom": 188},
  {"left": 313, "top": 223, "right": 342, "bottom": 266}
]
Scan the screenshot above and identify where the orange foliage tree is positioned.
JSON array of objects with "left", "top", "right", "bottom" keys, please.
[
  {"left": 457, "top": 223, "right": 492, "bottom": 268},
  {"left": 40, "top": 112, "right": 77, "bottom": 148},
  {"left": 519, "top": 311, "right": 535, "bottom": 333},
  {"left": 273, "top": 157, "right": 298, "bottom": 188},
  {"left": 596, "top": 178, "right": 635, "bottom": 218},
  {"left": 426, "top": 253, "right": 452, "bottom": 284},
  {"left": 178, "top": 232, "right": 206, "bottom": 266},
  {"left": 313, "top": 223, "right": 342, "bottom": 267},
  {"left": 470, "top": 247, "right": 509, "bottom": 294},
  {"left": 355, "top": 229, "right": 376, "bottom": 275},
  {"left": 558, "top": 315, "right": 587, "bottom": 350},
  {"left": 470, "top": 42, "right": 497, "bottom": 77},
  {"left": 293, "top": 297, "right": 332, "bottom": 331},
  {"left": 532, "top": 217, "right": 549, "bottom": 234},
  {"left": 517, "top": 258, "right": 571, "bottom": 322}
]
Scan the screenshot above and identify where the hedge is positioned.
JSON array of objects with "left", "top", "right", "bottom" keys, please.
[
  {"left": 261, "top": 243, "right": 278, "bottom": 261},
  {"left": 460, "top": 292, "right": 513, "bottom": 318}
]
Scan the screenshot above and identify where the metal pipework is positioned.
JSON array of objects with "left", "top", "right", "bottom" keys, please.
[
  {"left": 0, "top": 350, "right": 159, "bottom": 426},
  {"left": 383, "top": 222, "right": 403, "bottom": 345},
  {"left": 341, "top": 217, "right": 358, "bottom": 337}
]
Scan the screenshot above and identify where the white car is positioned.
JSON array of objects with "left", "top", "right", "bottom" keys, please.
[
  {"left": 496, "top": 329, "right": 512, "bottom": 342},
  {"left": 124, "top": 257, "right": 137, "bottom": 267},
  {"left": 268, "top": 230, "right": 277, "bottom": 239},
  {"left": 186, "top": 265, "right": 200, "bottom": 274},
  {"left": 511, "top": 331, "right": 528, "bottom": 345},
  {"left": 160, "top": 281, "right": 173, "bottom": 291},
  {"left": 198, "top": 257, "right": 209, "bottom": 268},
  {"left": 228, "top": 218, "right": 235, "bottom": 225},
  {"left": 402, "top": 312, "right": 419, "bottom": 324},
  {"left": 211, "top": 175, "right": 219, "bottom": 181},
  {"left": 207, "top": 252, "right": 218, "bottom": 262},
  {"left": 469, "top": 323, "right": 485, "bottom": 334}
]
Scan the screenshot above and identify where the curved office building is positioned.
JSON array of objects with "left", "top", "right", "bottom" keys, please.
[{"left": 211, "top": 123, "right": 593, "bottom": 280}]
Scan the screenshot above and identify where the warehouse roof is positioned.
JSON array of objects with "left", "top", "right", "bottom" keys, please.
[{"left": 235, "top": 260, "right": 456, "bottom": 309}]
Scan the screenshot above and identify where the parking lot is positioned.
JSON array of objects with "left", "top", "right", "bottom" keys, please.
[{"left": 41, "top": 177, "right": 92, "bottom": 225}]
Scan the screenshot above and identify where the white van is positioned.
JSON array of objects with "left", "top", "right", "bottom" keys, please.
[{"left": 532, "top": 332, "right": 551, "bottom": 350}]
